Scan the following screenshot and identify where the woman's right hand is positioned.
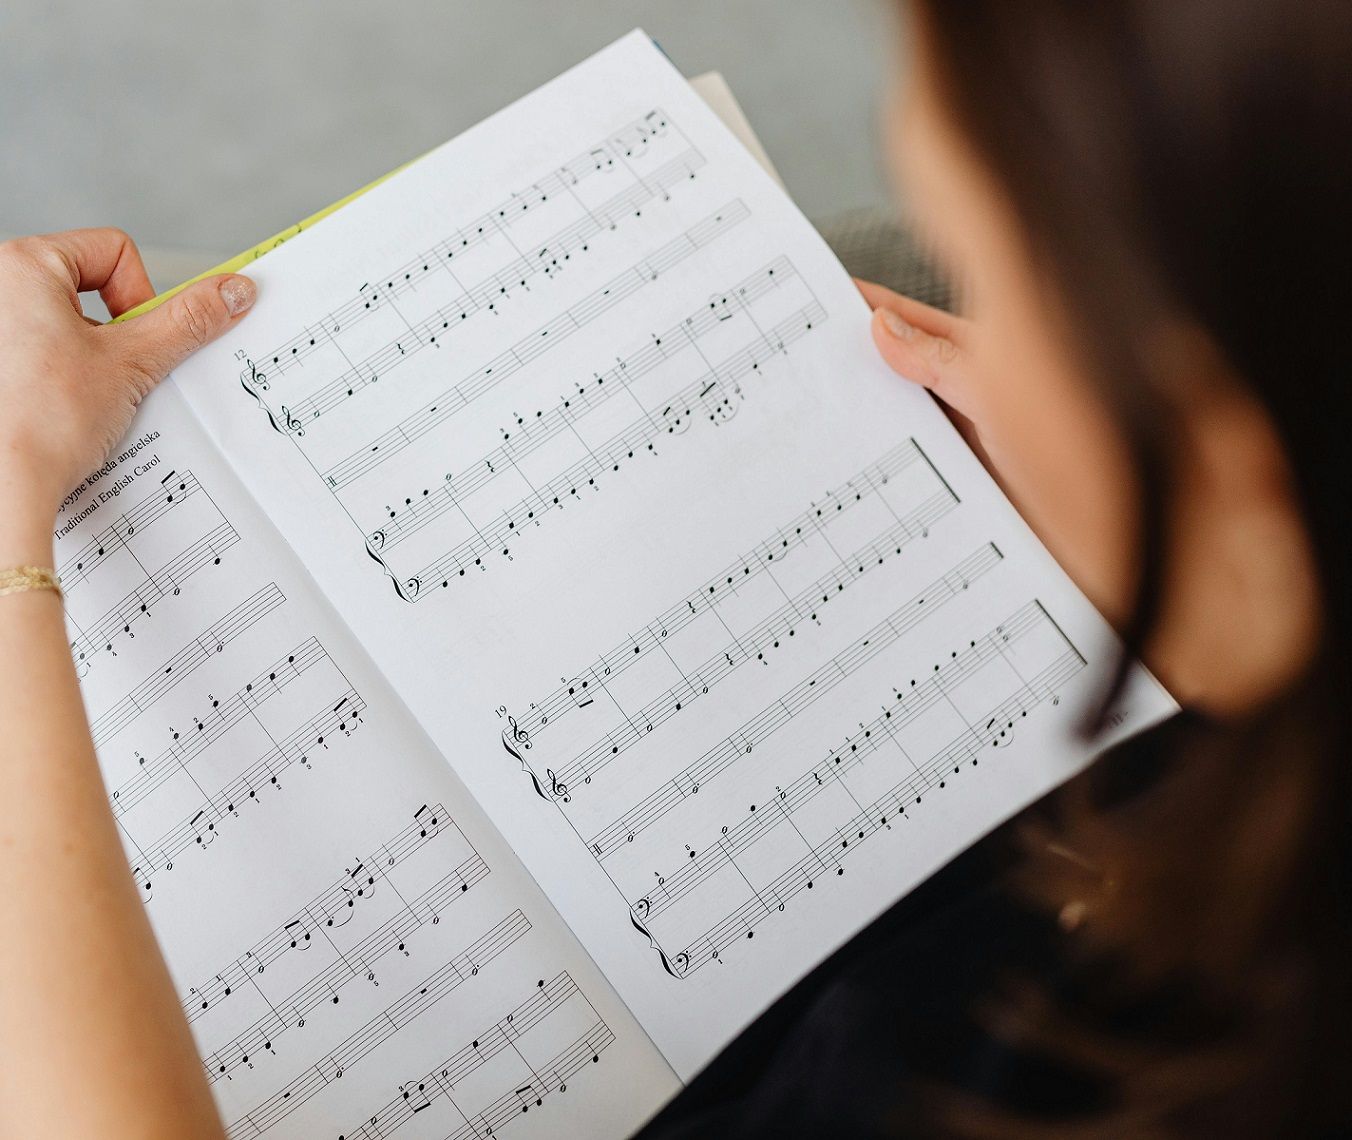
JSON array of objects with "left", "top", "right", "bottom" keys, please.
[
  {"left": 855, "top": 277, "right": 1141, "bottom": 631},
  {"left": 855, "top": 279, "right": 1006, "bottom": 488}
]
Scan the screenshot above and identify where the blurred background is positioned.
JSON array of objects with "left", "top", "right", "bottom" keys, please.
[{"left": 0, "top": 0, "right": 920, "bottom": 297}]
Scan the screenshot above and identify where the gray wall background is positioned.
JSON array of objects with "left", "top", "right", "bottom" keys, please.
[{"left": 1, "top": 1, "right": 903, "bottom": 282}]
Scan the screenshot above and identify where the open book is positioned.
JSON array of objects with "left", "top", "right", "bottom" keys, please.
[{"left": 62, "top": 31, "right": 1175, "bottom": 1139}]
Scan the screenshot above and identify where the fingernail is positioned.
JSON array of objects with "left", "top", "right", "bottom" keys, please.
[
  {"left": 879, "top": 307, "right": 915, "bottom": 341},
  {"left": 219, "top": 275, "right": 256, "bottom": 317}
]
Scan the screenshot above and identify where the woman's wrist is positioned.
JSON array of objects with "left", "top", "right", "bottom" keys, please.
[
  {"left": 0, "top": 464, "right": 58, "bottom": 568},
  {"left": 0, "top": 521, "right": 56, "bottom": 569}
]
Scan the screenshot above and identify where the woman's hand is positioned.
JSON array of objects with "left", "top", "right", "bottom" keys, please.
[
  {"left": 0, "top": 228, "right": 255, "bottom": 550},
  {"left": 855, "top": 278, "right": 1008, "bottom": 487},
  {"left": 856, "top": 277, "right": 1140, "bottom": 629}
]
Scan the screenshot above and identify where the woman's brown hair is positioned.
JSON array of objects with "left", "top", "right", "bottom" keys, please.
[{"left": 907, "top": 2, "right": 1352, "bottom": 1134}]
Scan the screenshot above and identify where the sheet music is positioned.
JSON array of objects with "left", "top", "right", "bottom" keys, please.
[
  {"left": 58, "top": 384, "right": 678, "bottom": 1137},
  {"left": 174, "top": 30, "right": 1177, "bottom": 1078}
]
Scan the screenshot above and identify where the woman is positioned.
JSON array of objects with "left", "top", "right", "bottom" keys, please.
[{"left": 1, "top": 2, "right": 1346, "bottom": 1136}]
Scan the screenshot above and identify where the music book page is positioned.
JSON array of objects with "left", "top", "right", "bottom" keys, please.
[
  {"left": 57, "top": 383, "right": 679, "bottom": 1138},
  {"left": 65, "top": 28, "right": 1176, "bottom": 1133}
]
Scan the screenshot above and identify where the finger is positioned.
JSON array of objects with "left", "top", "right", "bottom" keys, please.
[
  {"left": 854, "top": 277, "right": 968, "bottom": 346},
  {"left": 870, "top": 303, "right": 973, "bottom": 414},
  {"left": 111, "top": 274, "right": 256, "bottom": 383},
  {"left": 34, "top": 227, "right": 156, "bottom": 318}
]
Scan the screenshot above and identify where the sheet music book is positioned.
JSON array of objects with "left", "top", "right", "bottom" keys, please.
[{"left": 59, "top": 31, "right": 1176, "bottom": 1139}]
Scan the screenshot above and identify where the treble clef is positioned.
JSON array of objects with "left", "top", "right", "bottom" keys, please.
[
  {"left": 241, "top": 357, "right": 270, "bottom": 392},
  {"left": 507, "top": 715, "right": 531, "bottom": 751},
  {"left": 280, "top": 405, "right": 305, "bottom": 437},
  {"left": 546, "top": 768, "right": 571, "bottom": 803}
]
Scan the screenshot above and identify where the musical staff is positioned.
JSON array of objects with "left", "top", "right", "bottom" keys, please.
[
  {"left": 439, "top": 1023, "right": 614, "bottom": 1140},
  {"left": 366, "top": 252, "right": 791, "bottom": 556},
  {"left": 390, "top": 296, "right": 827, "bottom": 597},
  {"left": 317, "top": 202, "right": 751, "bottom": 486},
  {"left": 128, "top": 683, "right": 367, "bottom": 895},
  {"left": 183, "top": 804, "right": 457, "bottom": 1019},
  {"left": 89, "top": 584, "right": 286, "bottom": 746},
  {"left": 106, "top": 637, "right": 328, "bottom": 816},
  {"left": 586, "top": 544, "right": 1006, "bottom": 857},
  {"left": 226, "top": 910, "right": 533, "bottom": 1139},
  {"left": 57, "top": 469, "right": 201, "bottom": 591},
  {"left": 546, "top": 493, "right": 960, "bottom": 802},
  {"left": 333, "top": 974, "right": 610, "bottom": 1140},
  {"left": 241, "top": 109, "right": 691, "bottom": 386},
  {"left": 68, "top": 521, "right": 240, "bottom": 672},
  {"left": 204, "top": 853, "right": 491, "bottom": 1082},
  {"left": 507, "top": 440, "right": 933, "bottom": 743},
  {"left": 256, "top": 151, "right": 712, "bottom": 437},
  {"left": 637, "top": 612, "right": 1086, "bottom": 976}
]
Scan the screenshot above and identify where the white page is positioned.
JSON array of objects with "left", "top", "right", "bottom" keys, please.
[
  {"left": 175, "top": 30, "right": 1177, "bottom": 1078},
  {"left": 59, "top": 383, "right": 677, "bottom": 1137}
]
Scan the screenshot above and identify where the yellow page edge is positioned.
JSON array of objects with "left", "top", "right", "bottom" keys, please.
[
  {"left": 112, "top": 71, "right": 775, "bottom": 324},
  {"left": 111, "top": 160, "right": 414, "bottom": 323}
]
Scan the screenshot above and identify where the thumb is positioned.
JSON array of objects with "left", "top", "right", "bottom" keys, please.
[{"left": 114, "top": 274, "right": 256, "bottom": 386}]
